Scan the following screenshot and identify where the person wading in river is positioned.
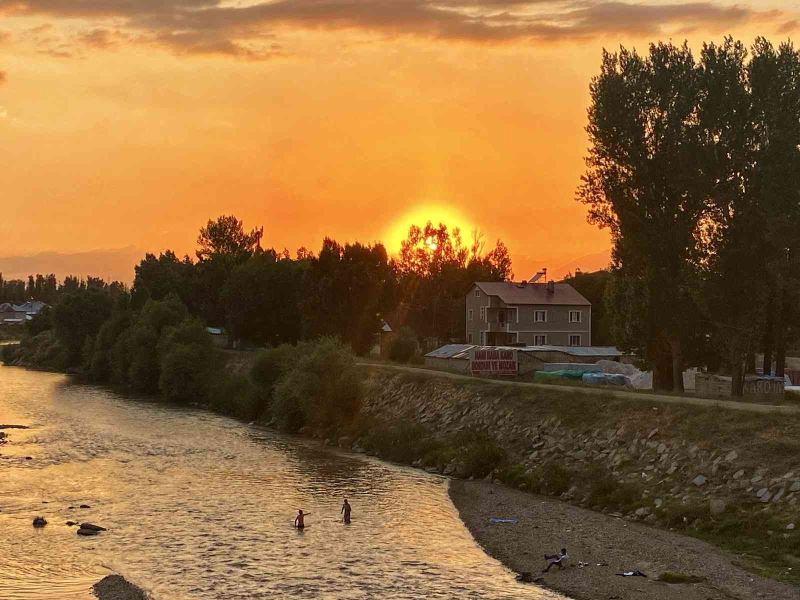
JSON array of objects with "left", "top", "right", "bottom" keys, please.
[
  {"left": 294, "top": 509, "right": 310, "bottom": 529},
  {"left": 341, "top": 499, "right": 351, "bottom": 524}
]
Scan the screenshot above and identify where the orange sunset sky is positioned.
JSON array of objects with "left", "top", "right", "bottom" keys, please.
[{"left": 1, "top": 0, "right": 798, "bottom": 282}]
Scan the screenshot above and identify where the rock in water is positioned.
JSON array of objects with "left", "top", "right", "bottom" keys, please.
[
  {"left": 32, "top": 516, "right": 47, "bottom": 527},
  {"left": 516, "top": 572, "right": 534, "bottom": 583},
  {"left": 77, "top": 528, "right": 100, "bottom": 536},
  {"left": 79, "top": 522, "right": 107, "bottom": 531},
  {"left": 93, "top": 575, "right": 150, "bottom": 600}
]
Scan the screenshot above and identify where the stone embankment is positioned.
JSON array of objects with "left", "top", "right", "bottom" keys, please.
[{"left": 360, "top": 369, "right": 800, "bottom": 534}]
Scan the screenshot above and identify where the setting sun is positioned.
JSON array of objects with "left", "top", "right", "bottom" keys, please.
[{"left": 384, "top": 204, "right": 475, "bottom": 255}]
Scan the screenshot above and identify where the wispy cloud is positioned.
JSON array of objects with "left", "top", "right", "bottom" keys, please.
[{"left": 0, "top": 1, "right": 790, "bottom": 59}]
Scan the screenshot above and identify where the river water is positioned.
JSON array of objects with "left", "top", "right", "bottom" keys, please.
[{"left": 0, "top": 367, "right": 563, "bottom": 600}]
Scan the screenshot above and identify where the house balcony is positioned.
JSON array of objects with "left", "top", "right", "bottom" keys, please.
[{"left": 486, "top": 320, "right": 514, "bottom": 333}]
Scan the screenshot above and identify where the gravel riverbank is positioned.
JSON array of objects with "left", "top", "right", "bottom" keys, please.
[
  {"left": 93, "top": 575, "right": 150, "bottom": 600},
  {"left": 450, "top": 480, "right": 798, "bottom": 600}
]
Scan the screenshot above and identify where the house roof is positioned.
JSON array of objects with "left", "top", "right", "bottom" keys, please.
[
  {"left": 474, "top": 282, "right": 590, "bottom": 306},
  {"left": 12, "top": 300, "right": 48, "bottom": 314},
  {"left": 425, "top": 344, "right": 474, "bottom": 359},
  {"left": 425, "top": 344, "right": 622, "bottom": 360}
]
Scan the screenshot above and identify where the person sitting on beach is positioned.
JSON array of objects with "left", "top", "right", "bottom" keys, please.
[
  {"left": 294, "top": 509, "right": 310, "bottom": 529},
  {"left": 543, "top": 548, "right": 568, "bottom": 572},
  {"left": 341, "top": 499, "right": 351, "bottom": 524}
]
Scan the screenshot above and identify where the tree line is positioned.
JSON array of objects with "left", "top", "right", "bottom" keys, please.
[
  {"left": 580, "top": 37, "right": 800, "bottom": 394},
  {"left": 6, "top": 215, "right": 512, "bottom": 375},
  {"left": 0, "top": 274, "right": 124, "bottom": 305}
]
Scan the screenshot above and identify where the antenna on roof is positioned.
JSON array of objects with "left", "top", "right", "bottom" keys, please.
[{"left": 529, "top": 268, "right": 547, "bottom": 283}]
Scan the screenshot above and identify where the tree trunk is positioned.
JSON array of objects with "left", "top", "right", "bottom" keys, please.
[
  {"left": 775, "top": 288, "right": 786, "bottom": 378},
  {"left": 669, "top": 336, "right": 684, "bottom": 393},
  {"left": 762, "top": 296, "right": 774, "bottom": 375},
  {"left": 776, "top": 328, "right": 787, "bottom": 378},
  {"left": 731, "top": 350, "right": 745, "bottom": 397},
  {"left": 651, "top": 337, "right": 674, "bottom": 392},
  {"left": 745, "top": 351, "right": 756, "bottom": 374}
]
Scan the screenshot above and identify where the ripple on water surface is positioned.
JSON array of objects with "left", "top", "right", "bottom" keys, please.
[{"left": 0, "top": 368, "right": 564, "bottom": 600}]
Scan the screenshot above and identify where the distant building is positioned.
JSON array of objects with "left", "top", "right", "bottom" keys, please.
[
  {"left": 0, "top": 300, "right": 48, "bottom": 326},
  {"left": 205, "top": 327, "right": 229, "bottom": 348},
  {"left": 465, "top": 280, "right": 591, "bottom": 347}
]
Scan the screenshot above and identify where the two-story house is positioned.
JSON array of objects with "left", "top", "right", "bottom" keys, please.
[{"left": 465, "top": 280, "right": 591, "bottom": 347}]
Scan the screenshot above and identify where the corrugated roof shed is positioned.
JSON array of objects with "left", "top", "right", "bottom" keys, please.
[
  {"left": 518, "top": 345, "right": 622, "bottom": 357},
  {"left": 474, "top": 282, "right": 590, "bottom": 306},
  {"left": 425, "top": 344, "right": 475, "bottom": 359},
  {"left": 426, "top": 344, "right": 622, "bottom": 359}
]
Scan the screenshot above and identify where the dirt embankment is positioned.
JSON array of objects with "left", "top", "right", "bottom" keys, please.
[{"left": 450, "top": 479, "right": 797, "bottom": 600}]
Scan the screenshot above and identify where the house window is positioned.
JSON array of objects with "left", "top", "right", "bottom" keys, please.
[
  {"left": 467, "top": 333, "right": 473, "bottom": 343},
  {"left": 480, "top": 331, "right": 485, "bottom": 345},
  {"left": 534, "top": 310, "right": 547, "bottom": 323},
  {"left": 479, "top": 306, "right": 485, "bottom": 321},
  {"left": 534, "top": 334, "right": 547, "bottom": 345},
  {"left": 474, "top": 289, "right": 480, "bottom": 297},
  {"left": 569, "top": 310, "right": 582, "bottom": 323},
  {"left": 468, "top": 309, "right": 474, "bottom": 321},
  {"left": 569, "top": 334, "right": 582, "bottom": 346}
]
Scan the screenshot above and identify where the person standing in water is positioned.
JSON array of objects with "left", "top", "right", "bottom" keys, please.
[
  {"left": 294, "top": 509, "right": 310, "bottom": 529},
  {"left": 341, "top": 499, "right": 351, "bottom": 524}
]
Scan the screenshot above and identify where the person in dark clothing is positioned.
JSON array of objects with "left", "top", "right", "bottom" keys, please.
[
  {"left": 341, "top": 499, "right": 352, "bottom": 524},
  {"left": 543, "top": 548, "right": 568, "bottom": 572}
]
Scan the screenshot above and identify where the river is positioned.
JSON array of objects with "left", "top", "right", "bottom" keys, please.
[{"left": 0, "top": 367, "right": 563, "bottom": 600}]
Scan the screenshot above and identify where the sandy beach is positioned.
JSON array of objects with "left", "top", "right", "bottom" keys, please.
[{"left": 450, "top": 479, "right": 798, "bottom": 600}]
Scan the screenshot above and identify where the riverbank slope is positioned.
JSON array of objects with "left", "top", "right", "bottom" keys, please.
[
  {"left": 357, "top": 367, "right": 800, "bottom": 585},
  {"left": 450, "top": 479, "right": 797, "bottom": 600}
]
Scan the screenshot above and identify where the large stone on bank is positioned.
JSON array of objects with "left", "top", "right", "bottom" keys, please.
[{"left": 709, "top": 498, "right": 726, "bottom": 515}]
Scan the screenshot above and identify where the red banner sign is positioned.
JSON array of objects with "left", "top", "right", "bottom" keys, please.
[{"left": 470, "top": 348, "right": 518, "bottom": 376}]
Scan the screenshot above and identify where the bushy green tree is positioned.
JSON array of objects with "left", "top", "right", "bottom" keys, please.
[
  {"left": 388, "top": 327, "right": 419, "bottom": 363},
  {"left": 158, "top": 319, "right": 217, "bottom": 404},
  {"left": 395, "top": 223, "right": 512, "bottom": 345},
  {"left": 579, "top": 42, "right": 708, "bottom": 391},
  {"left": 223, "top": 252, "right": 305, "bottom": 346},
  {"left": 131, "top": 251, "right": 196, "bottom": 311},
  {"left": 52, "top": 288, "right": 115, "bottom": 367},
  {"left": 301, "top": 239, "right": 396, "bottom": 355},
  {"left": 271, "top": 338, "right": 362, "bottom": 433}
]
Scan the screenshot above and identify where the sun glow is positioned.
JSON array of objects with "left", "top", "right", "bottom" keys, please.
[{"left": 385, "top": 204, "right": 474, "bottom": 254}]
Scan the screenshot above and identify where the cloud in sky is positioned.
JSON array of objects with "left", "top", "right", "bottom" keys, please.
[{"left": 0, "top": 0, "right": 790, "bottom": 59}]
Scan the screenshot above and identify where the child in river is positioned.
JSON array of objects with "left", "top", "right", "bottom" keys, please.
[
  {"left": 294, "top": 509, "right": 310, "bottom": 529},
  {"left": 341, "top": 499, "right": 351, "bottom": 524}
]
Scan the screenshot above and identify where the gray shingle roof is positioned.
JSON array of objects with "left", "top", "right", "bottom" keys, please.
[{"left": 474, "top": 282, "right": 590, "bottom": 306}]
